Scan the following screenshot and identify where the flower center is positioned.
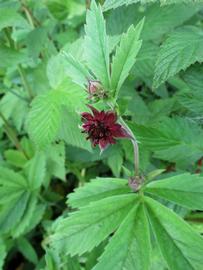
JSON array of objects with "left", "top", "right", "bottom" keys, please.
[{"left": 89, "top": 121, "right": 110, "bottom": 140}]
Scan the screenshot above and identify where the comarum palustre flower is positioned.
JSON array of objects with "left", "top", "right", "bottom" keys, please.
[{"left": 81, "top": 105, "right": 131, "bottom": 151}]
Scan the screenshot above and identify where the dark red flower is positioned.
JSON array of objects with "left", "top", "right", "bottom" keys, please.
[{"left": 81, "top": 105, "right": 131, "bottom": 150}]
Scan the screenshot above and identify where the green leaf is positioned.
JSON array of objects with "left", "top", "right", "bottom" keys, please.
[
  {"left": 51, "top": 194, "right": 138, "bottom": 256},
  {"left": 145, "top": 196, "right": 203, "bottom": 270},
  {"left": 26, "top": 27, "right": 48, "bottom": 61},
  {"left": 153, "top": 26, "right": 203, "bottom": 88},
  {"left": 17, "top": 237, "right": 38, "bottom": 264},
  {"left": 0, "top": 8, "right": 28, "bottom": 31},
  {"left": 130, "top": 117, "right": 203, "bottom": 165},
  {"left": 84, "top": 0, "right": 110, "bottom": 89},
  {"left": 0, "top": 238, "right": 6, "bottom": 270},
  {"left": 4, "top": 149, "right": 27, "bottom": 168},
  {"left": 0, "top": 45, "right": 27, "bottom": 68},
  {"left": 145, "top": 173, "right": 203, "bottom": 210},
  {"left": 0, "top": 167, "right": 38, "bottom": 236},
  {"left": 27, "top": 91, "right": 62, "bottom": 149},
  {"left": 58, "top": 108, "right": 92, "bottom": 152},
  {"left": 12, "top": 194, "right": 38, "bottom": 237},
  {"left": 111, "top": 20, "right": 144, "bottom": 95},
  {"left": 68, "top": 178, "right": 130, "bottom": 208},
  {"left": 93, "top": 203, "right": 150, "bottom": 270},
  {"left": 62, "top": 52, "right": 91, "bottom": 88},
  {"left": 26, "top": 151, "right": 46, "bottom": 189},
  {"left": 103, "top": 0, "right": 203, "bottom": 11}
]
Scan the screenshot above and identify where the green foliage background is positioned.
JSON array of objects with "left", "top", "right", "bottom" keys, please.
[{"left": 1, "top": 0, "right": 203, "bottom": 269}]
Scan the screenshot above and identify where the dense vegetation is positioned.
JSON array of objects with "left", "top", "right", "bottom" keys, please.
[{"left": 1, "top": 0, "right": 203, "bottom": 269}]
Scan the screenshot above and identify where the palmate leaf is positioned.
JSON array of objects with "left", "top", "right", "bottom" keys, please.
[
  {"left": 111, "top": 20, "right": 144, "bottom": 95},
  {"left": 68, "top": 178, "right": 130, "bottom": 208},
  {"left": 84, "top": 0, "right": 110, "bottom": 89},
  {"left": 0, "top": 167, "right": 39, "bottom": 236},
  {"left": 130, "top": 117, "right": 203, "bottom": 165},
  {"left": 145, "top": 173, "right": 203, "bottom": 210},
  {"left": 93, "top": 203, "right": 151, "bottom": 270},
  {"left": 51, "top": 194, "right": 138, "bottom": 256},
  {"left": 153, "top": 26, "right": 203, "bottom": 88},
  {"left": 145, "top": 196, "right": 203, "bottom": 270}
]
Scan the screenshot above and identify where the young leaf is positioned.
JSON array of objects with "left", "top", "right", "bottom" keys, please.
[
  {"left": 111, "top": 20, "right": 144, "bottom": 95},
  {"left": 153, "top": 26, "right": 203, "bottom": 88},
  {"left": 145, "top": 196, "right": 203, "bottom": 270},
  {"left": 68, "top": 178, "right": 130, "bottom": 208},
  {"left": 51, "top": 194, "right": 138, "bottom": 256},
  {"left": 93, "top": 203, "right": 151, "bottom": 270},
  {"left": 84, "top": 0, "right": 110, "bottom": 89},
  {"left": 145, "top": 173, "right": 203, "bottom": 210}
]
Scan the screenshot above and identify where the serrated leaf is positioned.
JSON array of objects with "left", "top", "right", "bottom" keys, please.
[
  {"left": 145, "top": 196, "right": 203, "bottom": 270},
  {"left": 51, "top": 194, "right": 138, "bottom": 256},
  {"left": 145, "top": 173, "right": 203, "bottom": 210},
  {"left": 12, "top": 194, "right": 38, "bottom": 237},
  {"left": 84, "top": 0, "right": 110, "bottom": 89},
  {"left": 27, "top": 91, "right": 62, "bottom": 149},
  {"left": 153, "top": 26, "right": 203, "bottom": 88},
  {"left": 68, "top": 178, "right": 130, "bottom": 208},
  {"left": 58, "top": 108, "right": 92, "bottom": 152},
  {"left": 103, "top": 0, "right": 203, "bottom": 11},
  {"left": 111, "top": 20, "right": 143, "bottom": 95},
  {"left": 0, "top": 167, "right": 38, "bottom": 235},
  {"left": 130, "top": 117, "right": 203, "bottom": 165},
  {"left": 93, "top": 203, "right": 150, "bottom": 270},
  {"left": 62, "top": 52, "right": 91, "bottom": 88}
]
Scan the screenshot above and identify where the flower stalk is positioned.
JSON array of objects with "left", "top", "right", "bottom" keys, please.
[{"left": 119, "top": 117, "right": 139, "bottom": 177}]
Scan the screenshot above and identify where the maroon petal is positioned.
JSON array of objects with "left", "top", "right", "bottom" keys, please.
[
  {"left": 98, "top": 138, "right": 109, "bottom": 150},
  {"left": 104, "top": 111, "right": 117, "bottom": 124},
  {"left": 87, "top": 104, "right": 100, "bottom": 118},
  {"left": 81, "top": 112, "right": 94, "bottom": 122},
  {"left": 111, "top": 125, "right": 132, "bottom": 139}
]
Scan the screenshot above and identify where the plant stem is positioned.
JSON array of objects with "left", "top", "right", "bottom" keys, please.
[
  {"left": 86, "top": 0, "right": 91, "bottom": 9},
  {"left": 17, "top": 65, "right": 33, "bottom": 99},
  {"left": 0, "top": 111, "right": 28, "bottom": 159},
  {"left": 119, "top": 117, "right": 139, "bottom": 177}
]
